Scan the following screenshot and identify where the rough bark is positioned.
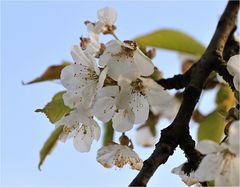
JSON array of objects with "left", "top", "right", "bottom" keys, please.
[{"left": 129, "top": 1, "right": 239, "bottom": 186}]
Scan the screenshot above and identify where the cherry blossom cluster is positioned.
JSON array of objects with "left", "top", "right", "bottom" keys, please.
[{"left": 55, "top": 7, "right": 177, "bottom": 170}]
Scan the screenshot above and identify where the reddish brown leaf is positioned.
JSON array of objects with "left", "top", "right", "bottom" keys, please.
[{"left": 24, "top": 62, "right": 70, "bottom": 84}]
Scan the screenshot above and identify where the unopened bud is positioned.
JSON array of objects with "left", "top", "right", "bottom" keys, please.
[
  {"left": 119, "top": 134, "right": 130, "bottom": 146},
  {"left": 146, "top": 48, "right": 156, "bottom": 59}
]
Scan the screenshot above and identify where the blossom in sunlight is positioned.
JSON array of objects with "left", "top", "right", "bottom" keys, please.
[
  {"left": 227, "top": 54, "right": 240, "bottom": 91},
  {"left": 99, "top": 40, "right": 154, "bottom": 81},
  {"left": 96, "top": 144, "right": 143, "bottom": 170},
  {"left": 55, "top": 108, "right": 100, "bottom": 152},
  {"left": 194, "top": 120, "right": 240, "bottom": 186},
  {"left": 171, "top": 163, "right": 198, "bottom": 186},
  {"left": 136, "top": 126, "right": 157, "bottom": 147},
  {"left": 97, "top": 7, "right": 117, "bottom": 33},
  {"left": 93, "top": 76, "right": 173, "bottom": 132},
  {"left": 85, "top": 7, "right": 117, "bottom": 36},
  {"left": 151, "top": 94, "right": 180, "bottom": 121},
  {"left": 117, "top": 77, "right": 175, "bottom": 123},
  {"left": 61, "top": 45, "right": 108, "bottom": 108},
  {"left": 93, "top": 85, "right": 135, "bottom": 132}
]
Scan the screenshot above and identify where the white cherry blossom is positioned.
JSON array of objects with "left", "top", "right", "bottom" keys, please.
[
  {"left": 85, "top": 7, "right": 117, "bottom": 36},
  {"left": 195, "top": 120, "right": 240, "bottom": 186},
  {"left": 171, "top": 163, "right": 198, "bottom": 186},
  {"left": 85, "top": 22, "right": 102, "bottom": 56},
  {"left": 97, "top": 7, "right": 117, "bottom": 29},
  {"left": 136, "top": 126, "right": 157, "bottom": 147},
  {"left": 151, "top": 96, "right": 180, "bottom": 121},
  {"left": 55, "top": 108, "right": 100, "bottom": 153},
  {"left": 117, "top": 77, "right": 175, "bottom": 124},
  {"left": 93, "top": 86, "right": 135, "bottom": 132},
  {"left": 227, "top": 54, "right": 240, "bottom": 91},
  {"left": 61, "top": 45, "right": 108, "bottom": 108},
  {"left": 99, "top": 40, "right": 154, "bottom": 81},
  {"left": 96, "top": 144, "right": 143, "bottom": 170}
]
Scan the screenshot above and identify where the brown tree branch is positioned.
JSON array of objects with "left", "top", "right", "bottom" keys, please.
[{"left": 129, "top": 1, "right": 239, "bottom": 186}]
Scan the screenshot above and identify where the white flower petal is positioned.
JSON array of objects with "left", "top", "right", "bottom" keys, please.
[
  {"left": 134, "top": 48, "right": 154, "bottom": 76},
  {"left": 215, "top": 157, "right": 240, "bottom": 187},
  {"left": 229, "top": 120, "right": 240, "bottom": 155},
  {"left": 93, "top": 97, "right": 116, "bottom": 122},
  {"left": 97, "top": 7, "right": 117, "bottom": 26},
  {"left": 196, "top": 140, "right": 224, "bottom": 154},
  {"left": 63, "top": 90, "right": 83, "bottom": 108},
  {"left": 105, "top": 40, "right": 122, "bottom": 54},
  {"left": 136, "top": 127, "right": 157, "bottom": 147},
  {"left": 98, "top": 52, "right": 111, "bottom": 67},
  {"left": 115, "top": 78, "right": 132, "bottom": 109},
  {"left": 112, "top": 109, "right": 135, "bottom": 132},
  {"left": 159, "top": 97, "right": 180, "bottom": 120},
  {"left": 97, "top": 85, "right": 119, "bottom": 98},
  {"left": 91, "top": 119, "right": 101, "bottom": 141},
  {"left": 97, "top": 144, "right": 143, "bottom": 170},
  {"left": 130, "top": 92, "right": 149, "bottom": 124},
  {"left": 107, "top": 55, "right": 139, "bottom": 81},
  {"left": 55, "top": 110, "right": 81, "bottom": 141},
  {"left": 97, "top": 67, "right": 108, "bottom": 91},
  {"left": 73, "top": 124, "right": 94, "bottom": 152},
  {"left": 79, "top": 83, "right": 98, "bottom": 107},
  {"left": 75, "top": 107, "right": 93, "bottom": 124},
  {"left": 195, "top": 154, "right": 223, "bottom": 182},
  {"left": 233, "top": 74, "right": 240, "bottom": 91},
  {"left": 141, "top": 78, "right": 175, "bottom": 115},
  {"left": 97, "top": 144, "right": 119, "bottom": 168},
  {"left": 172, "top": 163, "right": 198, "bottom": 186},
  {"left": 227, "top": 55, "right": 240, "bottom": 76},
  {"left": 115, "top": 90, "right": 131, "bottom": 109},
  {"left": 60, "top": 64, "right": 96, "bottom": 91},
  {"left": 86, "top": 22, "right": 103, "bottom": 35},
  {"left": 71, "top": 45, "right": 92, "bottom": 66}
]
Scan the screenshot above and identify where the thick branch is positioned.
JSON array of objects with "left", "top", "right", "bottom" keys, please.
[
  {"left": 157, "top": 63, "right": 196, "bottom": 90},
  {"left": 130, "top": 86, "right": 201, "bottom": 186},
  {"left": 129, "top": 1, "right": 239, "bottom": 186}
]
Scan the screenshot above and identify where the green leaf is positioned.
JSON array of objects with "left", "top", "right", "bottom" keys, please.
[
  {"left": 24, "top": 62, "right": 69, "bottom": 84},
  {"left": 135, "top": 29, "right": 205, "bottom": 55},
  {"left": 38, "top": 125, "right": 63, "bottom": 170},
  {"left": 36, "top": 91, "right": 71, "bottom": 123},
  {"left": 103, "top": 120, "right": 114, "bottom": 146},
  {"left": 216, "top": 85, "right": 236, "bottom": 112},
  {"left": 197, "top": 110, "right": 225, "bottom": 143}
]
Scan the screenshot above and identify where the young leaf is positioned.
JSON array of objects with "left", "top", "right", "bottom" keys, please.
[
  {"left": 215, "top": 85, "right": 236, "bottom": 112},
  {"left": 197, "top": 110, "right": 225, "bottom": 143},
  {"left": 24, "top": 62, "right": 69, "bottom": 84},
  {"left": 36, "top": 91, "right": 71, "bottom": 123},
  {"left": 38, "top": 125, "right": 63, "bottom": 171},
  {"left": 103, "top": 120, "right": 114, "bottom": 146},
  {"left": 135, "top": 29, "right": 205, "bottom": 55}
]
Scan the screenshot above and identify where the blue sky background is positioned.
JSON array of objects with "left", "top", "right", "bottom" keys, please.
[{"left": 1, "top": 1, "right": 231, "bottom": 186}]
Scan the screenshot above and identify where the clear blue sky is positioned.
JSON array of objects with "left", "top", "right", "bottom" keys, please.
[{"left": 1, "top": 1, "right": 229, "bottom": 186}]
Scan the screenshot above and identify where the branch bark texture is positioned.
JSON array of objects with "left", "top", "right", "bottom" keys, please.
[{"left": 129, "top": 1, "right": 239, "bottom": 186}]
